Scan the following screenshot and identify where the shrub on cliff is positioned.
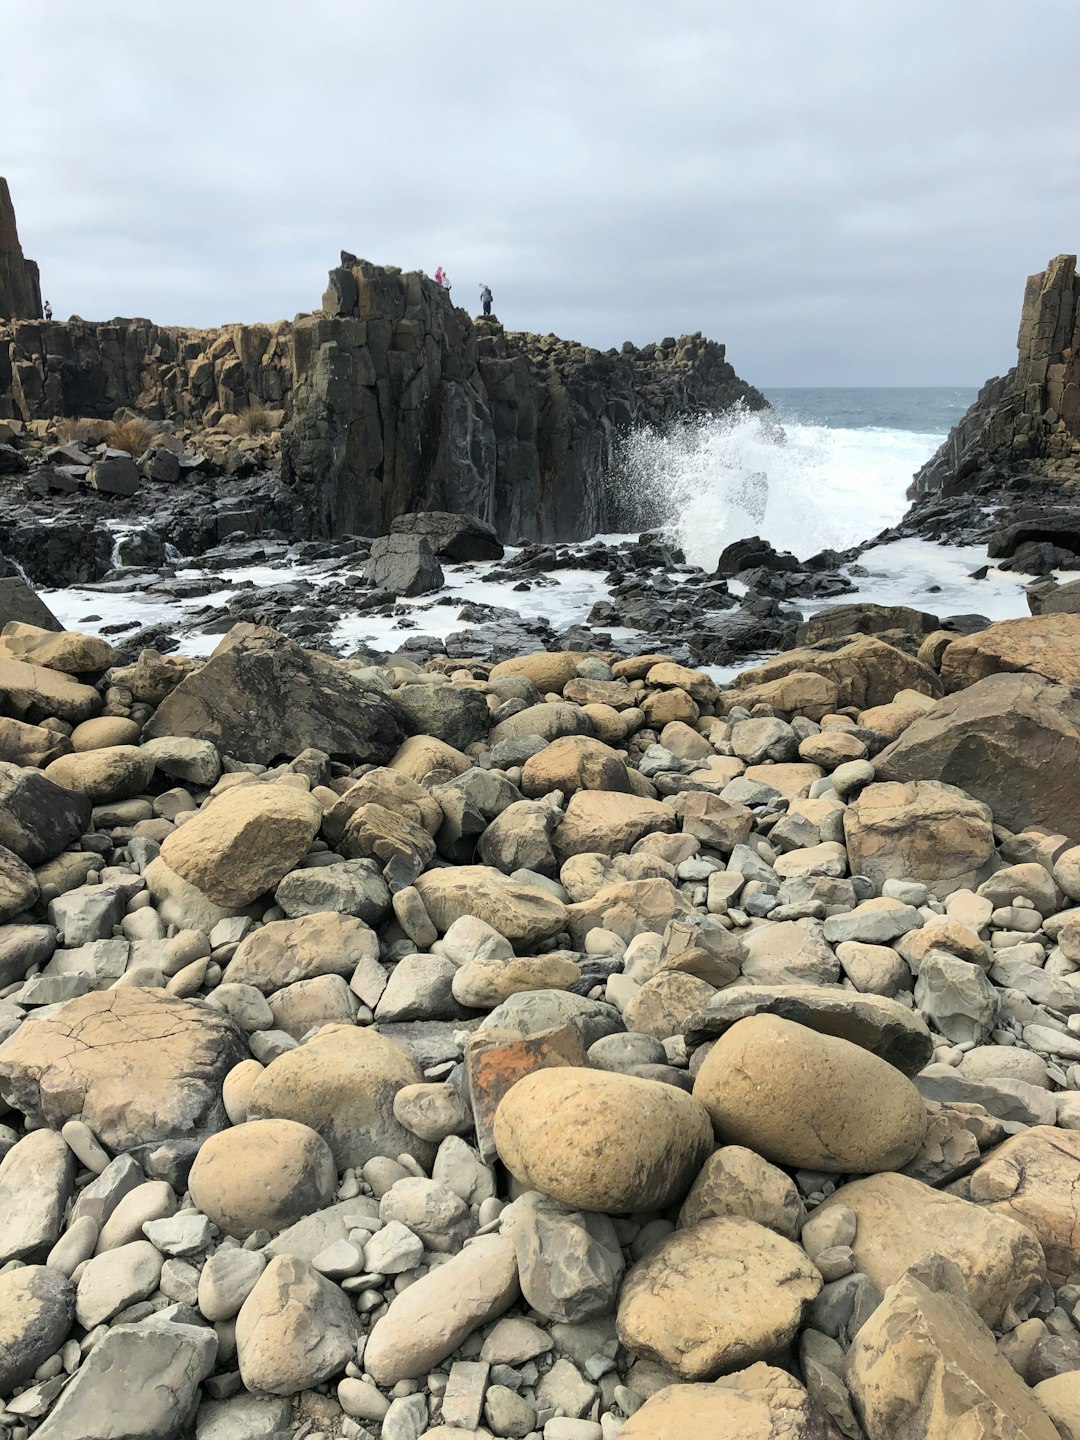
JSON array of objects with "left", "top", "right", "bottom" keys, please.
[
  {"left": 239, "top": 401, "right": 272, "bottom": 435},
  {"left": 103, "top": 416, "right": 156, "bottom": 459}
]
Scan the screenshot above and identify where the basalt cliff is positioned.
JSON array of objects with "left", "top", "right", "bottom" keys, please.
[
  {"left": 0, "top": 181, "right": 764, "bottom": 544},
  {"left": 910, "top": 253, "right": 1080, "bottom": 501}
]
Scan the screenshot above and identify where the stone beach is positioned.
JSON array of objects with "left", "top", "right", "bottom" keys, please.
[{"left": 0, "top": 601, "right": 1078, "bottom": 1440}]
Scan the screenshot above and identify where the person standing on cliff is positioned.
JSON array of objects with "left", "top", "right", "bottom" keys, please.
[
  {"left": 43, "top": 300, "right": 52, "bottom": 320},
  {"left": 480, "top": 283, "right": 493, "bottom": 317},
  {"left": 434, "top": 266, "right": 451, "bottom": 292}
]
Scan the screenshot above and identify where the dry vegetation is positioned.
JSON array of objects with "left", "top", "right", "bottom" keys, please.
[
  {"left": 103, "top": 416, "right": 157, "bottom": 458},
  {"left": 238, "top": 400, "right": 272, "bottom": 435},
  {"left": 55, "top": 417, "right": 103, "bottom": 445}
]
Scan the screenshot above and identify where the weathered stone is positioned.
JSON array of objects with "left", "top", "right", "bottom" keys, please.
[
  {"left": 465, "top": 1023, "right": 588, "bottom": 1159},
  {"left": 0, "top": 760, "right": 91, "bottom": 864},
  {"left": 617, "top": 1218, "right": 821, "bottom": 1380},
  {"left": 684, "top": 983, "right": 932, "bottom": 1075},
  {"left": 521, "top": 736, "right": 631, "bottom": 798},
  {"left": 365, "top": 532, "right": 444, "bottom": 596},
  {"left": 415, "top": 865, "right": 567, "bottom": 946},
  {"left": 495, "top": 1067, "right": 712, "bottom": 1212},
  {"left": 503, "top": 1192, "right": 624, "bottom": 1323},
  {"left": 223, "top": 910, "right": 379, "bottom": 994},
  {"left": 553, "top": 790, "right": 676, "bottom": 860},
  {"left": 0, "top": 657, "right": 102, "bottom": 725},
  {"left": 44, "top": 745, "right": 155, "bottom": 803},
  {"left": 844, "top": 780, "right": 996, "bottom": 898},
  {"left": 816, "top": 1171, "right": 1045, "bottom": 1327},
  {"left": 364, "top": 1233, "right": 520, "bottom": 1383},
  {"left": 160, "top": 784, "right": 321, "bottom": 906},
  {"left": 246, "top": 1023, "right": 433, "bottom": 1169},
  {"left": 619, "top": 1364, "right": 837, "bottom": 1440},
  {"left": 189, "top": 1118, "right": 336, "bottom": 1238},
  {"left": 1, "top": 622, "right": 115, "bottom": 674},
  {"left": 679, "top": 1145, "right": 806, "bottom": 1239},
  {"left": 235, "top": 1253, "right": 360, "bottom": 1394},
  {"left": 393, "top": 681, "right": 491, "bottom": 749},
  {"left": 846, "top": 1274, "right": 1058, "bottom": 1440},
  {"left": 0, "top": 1264, "right": 74, "bottom": 1394},
  {"left": 143, "top": 624, "right": 406, "bottom": 765}
]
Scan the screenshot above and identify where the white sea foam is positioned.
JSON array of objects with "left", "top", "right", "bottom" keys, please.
[{"left": 617, "top": 405, "right": 944, "bottom": 571}]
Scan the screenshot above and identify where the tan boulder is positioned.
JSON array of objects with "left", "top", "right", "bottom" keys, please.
[
  {"left": 388, "top": 733, "right": 472, "bottom": 784},
  {"left": 189, "top": 1118, "right": 336, "bottom": 1239},
  {"left": 846, "top": 1274, "right": 1058, "bottom": 1440},
  {"left": 160, "top": 784, "right": 322, "bottom": 906},
  {"left": 414, "top": 865, "right": 567, "bottom": 947},
  {"left": 735, "top": 636, "right": 940, "bottom": 711},
  {"left": 722, "top": 670, "right": 840, "bottom": 722},
  {"left": 619, "top": 1366, "right": 835, "bottom": 1440},
  {"left": 940, "top": 614, "right": 1080, "bottom": 691},
  {"left": 322, "top": 767, "right": 443, "bottom": 840},
  {"left": 565, "top": 877, "right": 694, "bottom": 948},
  {"left": 616, "top": 1218, "right": 821, "bottom": 1379},
  {"left": 364, "top": 1234, "right": 520, "bottom": 1383},
  {"left": 494, "top": 1067, "right": 713, "bottom": 1212},
  {"left": 562, "top": 676, "right": 638, "bottom": 708},
  {"left": 489, "top": 651, "right": 580, "bottom": 694},
  {"left": 222, "top": 911, "right": 379, "bottom": 995},
  {"left": 797, "top": 730, "right": 867, "bottom": 768},
  {"left": 582, "top": 701, "right": 628, "bottom": 743},
  {"left": 693, "top": 1015, "right": 927, "bottom": 1173},
  {"left": 236, "top": 1253, "right": 360, "bottom": 1393},
  {"left": 641, "top": 688, "right": 699, "bottom": 727},
  {"left": 553, "top": 790, "right": 676, "bottom": 860},
  {"left": 623, "top": 971, "right": 718, "bottom": 1040},
  {"left": 844, "top": 780, "right": 996, "bottom": 898},
  {"left": 645, "top": 662, "right": 718, "bottom": 704},
  {"left": 246, "top": 1024, "right": 433, "bottom": 1170},
  {"left": 678, "top": 1145, "right": 806, "bottom": 1239},
  {"left": 0, "top": 622, "right": 117, "bottom": 674},
  {"left": 1034, "top": 1374, "right": 1080, "bottom": 1440},
  {"left": 0, "top": 715, "right": 71, "bottom": 766},
  {"left": 0, "top": 986, "right": 246, "bottom": 1166},
  {"left": 144, "top": 855, "right": 245, "bottom": 933},
  {"left": 520, "top": 736, "right": 631, "bottom": 798},
  {"left": 559, "top": 850, "right": 675, "bottom": 903},
  {"left": 859, "top": 688, "right": 938, "bottom": 740},
  {"left": 337, "top": 801, "right": 436, "bottom": 867},
  {"left": 0, "top": 656, "right": 102, "bottom": 723},
  {"left": 954, "top": 1127, "right": 1080, "bottom": 1285},
  {"left": 69, "top": 716, "right": 141, "bottom": 751},
  {"left": 268, "top": 974, "right": 358, "bottom": 1039},
  {"left": 44, "top": 745, "right": 155, "bottom": 802},
  {"left": 816, "top": 1171, "right": 1045, "bottom": 1327},
  {"left": 451, "top": 952, "right": 581, "bottom": 1009},
  {"left": 743, "top": 761, "right": 824, "bottom": 801},
  {"left": 740, "top": 919, "right": 841, "bottom": 985}
]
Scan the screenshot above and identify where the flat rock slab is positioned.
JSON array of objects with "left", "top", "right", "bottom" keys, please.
[{"left": 684, "top": 983, "right": 933, "bottom": 1076}]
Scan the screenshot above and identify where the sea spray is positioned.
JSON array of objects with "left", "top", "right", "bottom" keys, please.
[{"left": 611, "top": 403, "right": 947, "bottom": 571}]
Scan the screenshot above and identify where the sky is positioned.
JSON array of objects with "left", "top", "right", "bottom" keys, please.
[{"left": 4, "top": 0, "right": 1080, "bottom": 387}]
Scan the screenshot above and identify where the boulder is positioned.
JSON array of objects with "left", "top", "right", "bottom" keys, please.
[
  {"left": 552, "top": 790, "right": 676, "bottom": 860},
  {"left": 565, "top": 876, "right": 695, "bottom": 948},
  {"left": 324, "top": 767, "right": 443, "bottom": 841},
  {"left": 797, "top": 603, "right": 941, "bottom": 646},
  {"left": 0, "top": 1131, "right": 75, "bottom": 1265},
  {"left": 940, "top": 614, "right": 1080, "bottom": 690},
  {"left": 143, "top": 624, "right": 406, "bottom": 765},
  {"left": 494, "top": 1068, "right": 712, "bottom": 1212},
  {"left": 734, "top": 636, "right": 940, "bottom": 711},
  {"left": 501, "top": 1192, "right": 624, "bottom": 1323},
  {"left": 619, "top": 1365, "right": 836, "bottom": 1440},
  {"left": 364, "top": 532, "right": 444, "bottom": 596},
  {"left": 679, "top": 1146, "right": 806, "bottom": 1239},
  {"left": 236, "top": 1254, "right": 360, "bottom": 1393},
  {"left": 189, "top": 1119, "right": 336, "bottom": 1239},
  {"left": 389, "top": 510, "right": 504, "bottom": 561},
  {"left": 0, "top": 843, "right": 37, "bottom": 921},
  {"left": 953, "top": 1127, "right": 1080, "bottom": 1285},
  {"left": 490, "top": 701, "right": 594, "bottom": 746},
  {"left": 693, "top": 1015, "right": 927, "bottom": 1173},
  {"left": 873, "top": 672, "right": 1080, "bottom": 837},
  {"left": 88, "top": 449, "right": 140, "bottom": 495},
  {"left": 1, "top": 622, "right": 115, "bottom": 673},
  {"left": 844, "top": 780, "right": 996, "bottom": 898},
  {"left": 246, "top": 1023, "right": 433, "bottom": 1170},
  {"left": 847, "top": 1274, "right": 1058, "bottom": 1440},
  {"left": 0, "top": 657, "right": 102, "bottom": 723},
  {"left": 44, "top": 745, "right": 155, "bottom": 803},
  {"left": 0, "top": 577, "right": 61, "bottom": 632},
  {"left": 815, "top": 1171, "right": 1045, "bottom": 1327},
  {"left": 415, "top": 865, "right": 567, "bottom": 947},
  {"left": 160, "top": 784, "right": 322, "bottom": 907},
  {"left": 616, "top": 1218, "right": 821, "bottom": 1380},
  {"left": 520, "top": 736, "right": 632, "bottom": 798},
  {"left": 393, "top": 682, "right": 491, "bottom": 749},
  {"left": 0, "top": 761, "right": 91, "bottom": 863},
  {"left": 684, "top": 983, "right": 932, "bottom": 1075},
  {"left": 489, "top": 652, "right": 581, "bottom": 695},
  {"left": 364, "top": 1233, "right": 520, "bottom": 1383},
  {"left": 0, "top": 987, "right": 247, "bottom": 1172},
  {"left": 222, "top": 911, "right": 379, "bottom": 994},
  {"left": 0, "top": 1264, "right": 75, "bottom": 1395},
  {"left": 0, "top": 714, "right": 71, "bottom": 766},
  {"left": 30, "top": 1322, "right": 217, "bottom": 1440}
]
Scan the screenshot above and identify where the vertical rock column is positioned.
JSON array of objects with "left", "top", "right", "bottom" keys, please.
[{"left": 0, "top": 178, "right": 42, "bottom": 321}]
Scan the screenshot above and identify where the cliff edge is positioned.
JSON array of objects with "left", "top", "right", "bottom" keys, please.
[
  {"left": 910, "top": 254, "right": 1080, "bottom": 499},
  {"left": 0, "top": 178, "right": 42, "bottom": 321}
]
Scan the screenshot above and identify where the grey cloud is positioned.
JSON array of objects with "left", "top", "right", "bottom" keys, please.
[{"left": 4, "top": 0, "right": 1079, "bottom": 384}]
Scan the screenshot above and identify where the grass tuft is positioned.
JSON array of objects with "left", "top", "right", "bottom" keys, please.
[
  {"left": 238, "top": 401, "right": 272, "bottom": 435},
  {"left": 103, "top": 416, "right": 157, "bottom": 458}
]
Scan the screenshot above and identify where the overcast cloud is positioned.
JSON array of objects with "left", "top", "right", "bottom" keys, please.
[{"left": 4, "top": 0, "right": 1080, "bottom": 385}]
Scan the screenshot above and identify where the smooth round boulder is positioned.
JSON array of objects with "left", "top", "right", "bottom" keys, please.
[
  {"left": 616, "top": 1218, "right": 821, "bottom": 1379},
  {"left": 493, "top": 1068, "right": 713, "bottom": 1212},
  {"left": 70, "top": 716, "right": 142, "bottom": 752},
  {"left": 44, "top": 745, "right": 155, "bottom": 803},
  {"left": 0, "top": 1264, "right": 76, "bottom": 1393},
  {"left": 693, "top": 1014, "right": 927, "bottom": 1173},
  {"left": 188, "top": 1118, "right": 336, "bottom": 1239}
]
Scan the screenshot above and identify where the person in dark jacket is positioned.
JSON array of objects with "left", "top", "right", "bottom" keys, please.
[{"left": 479, "top": 283, "right": 493, "bottom": 316}]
